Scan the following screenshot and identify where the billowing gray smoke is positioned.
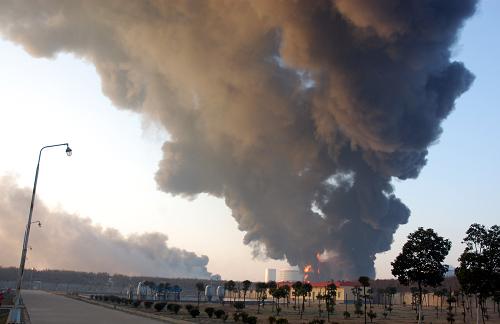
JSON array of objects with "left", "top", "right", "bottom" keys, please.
[
  {"left": 0, "top": 0, "right": 476, "bottom": 279},
  {"left": 0, "top": 176, "right": 210, "bottom": 278}
]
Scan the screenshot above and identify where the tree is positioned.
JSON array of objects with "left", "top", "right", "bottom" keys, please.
[
  {"left": 392, "top": 227, "right": 451, "bottom": 324},
  {"left": 325, "top": 282, "right": 337, "bottom": 322},
  {"left": 225, "top": 280, "right": 236, "bottom": 304},
  {"left": 157, "top": 282, "right": 170, "bottom": 300},
  {"left": 455, "top": 224, "right": 500, "bottom": 324},
  {"left": 386, "top": 287, "right": 397, "bottom": 313},
  {"left": 292, "top": 281, "right": 302, "bottom": 307},
  {"left": 299, "top": 283, "right": 312, "bottom": 319},
  {"left": 358, "top": 276, "right": 370, "bottom": 324},
  {"left": 242, "top": 280, "right": 252, "bottom": 306},
  {"left": 281, "top": 284, "right": 290, "bottom": 308},
  {"left": 267, "top": 281, "right": 277, "bottom": 312},
  {"left": 196, "top": 282, "right": 205, "bottom": 306},
  {"left": 255, "top": 282, "right": 268, "bottom": 314},
  {"left": 272, "top": 287, "right": 288, "bottom": 315},
  {"left": 352, "top": 286, "right": 363, "bottom": 317}
]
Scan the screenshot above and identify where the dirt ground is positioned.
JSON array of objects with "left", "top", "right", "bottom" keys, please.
[{"left": 127, "top": 300, "right": 500, "bottom": 324}]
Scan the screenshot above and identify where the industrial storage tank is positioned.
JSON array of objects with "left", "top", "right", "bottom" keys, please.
[
  {"left": 205, "top": 284, "right": 213, "bottom": 302},
  {"left": 136, "top": 281, "right": 152, "bottom": 301},
  {"left": 216, "top": 286, "right": 225, "bottom": 302}
]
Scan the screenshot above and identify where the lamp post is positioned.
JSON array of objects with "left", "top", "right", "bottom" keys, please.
[{"left": 8, "top": 143, "right": 72, "bottom": 324}]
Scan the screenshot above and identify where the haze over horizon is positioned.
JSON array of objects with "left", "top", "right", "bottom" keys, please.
[{"left": 0, "top": 0, "right": 499, "bottom": 282}]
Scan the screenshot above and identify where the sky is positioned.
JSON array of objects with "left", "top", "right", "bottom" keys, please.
[{"left": 0, "top": 0, "right": 499, "bottom": 281}]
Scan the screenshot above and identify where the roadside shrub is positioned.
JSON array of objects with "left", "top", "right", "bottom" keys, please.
[
  {"left": 234, "top": 301, "right": 245, "bottom": 310},
  {"left": 247, "top": 316, "right": 257, "bottom": 324},
  {"left": 234, "top": 312, "right": 249, "bottom": 322},
  {"left": 185, "top": 304, "right": 194, "bottom": 311},
  {"left": 214, "top": 309, "right": 225, "bottom": 319},
  {"left": 223, "top": 314, "right": 229, "bottom": 322},
  {"left": 154, "top": 302, "right": 167, "bottom": 312},
  {"left": 343, "top": 311, "right": 350, "bottom": 319},
  {"left": 144, "top": 301, "right": 153, "bottom": 309},
  {"left": 309, "top": 320, "right": 325, "bottom": 324},
  {"left": 103, "top": 296, "right": 109, "bottom": 302},
  {"left": 276, "top": 318, "right": 288, "bottom": 324},
  {"left": 167, "top": 303, "right": 181, "bottom": 314},
  {"left": 268, "top": 316, "right": 276, "bottom": 324},
  {"left": 205, "top": 307, "right": 215, "bottom": 318},
  {"left": 132, "top": 300, "right": 141, "bottom": 308},
  {"left": 189, "top": 308, "right": 200, "bottom": 318},
  {"left": 368, "top": 310, "right": 377, "bottom": 322}
]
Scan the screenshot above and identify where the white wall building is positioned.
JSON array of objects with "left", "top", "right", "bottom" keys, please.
[
  {"left": 278, "top": 269, "right": 302, "bottom": 282},
  {"left": 264, "top": 268, "right": 276, "bottom": 282}
]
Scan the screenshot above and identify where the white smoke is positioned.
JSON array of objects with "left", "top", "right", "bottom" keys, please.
[{"left": 0, "top": 176, "right": 210, "bottom": 278}]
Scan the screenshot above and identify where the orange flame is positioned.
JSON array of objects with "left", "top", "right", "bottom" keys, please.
[{"left": 303, "top": 264, "right": 313, "bottom": 273}]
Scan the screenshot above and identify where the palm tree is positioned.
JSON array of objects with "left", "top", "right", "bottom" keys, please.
[
  {"left": 172, "top": 284, "right": 181, "bottom": 301},
  {"left": 325, "top": 282, "right": 337, "bottom": 322},
  {"left": 255, "top": 282, "right": 267, "bottom": 314},
  {"left": 281, "top": 284, "right": 290, "bottom": 308},
  {"left": 358, "top": 276, "right": 370, "bottom": 324},
  {"left": 267, "top": 280, "right": 277, "bottom": 312},
  {"left": 242, "top": 280, "right": 252, "bottom": 306},
  {"left": 272, "top": 287, "right": 287, "bottom": 315},
  {"left": 225, "top": 280, "right": 236, "bottom": 304},
  {"left": 386, "top": 286, "right": 397, "bottom": 311},
  {"left": 301, "top": 283, "right": 313, "bottom": 319},
  {"left": 292, "top": 281, "right": 302, "bottom": 307},
  {"left": 196, "top": 282, "right": 205, "bottom": 306}
]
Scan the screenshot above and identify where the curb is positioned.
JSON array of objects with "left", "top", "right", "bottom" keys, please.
[{"left": 63, "top": 294, "right": 191, "bottom": 324}]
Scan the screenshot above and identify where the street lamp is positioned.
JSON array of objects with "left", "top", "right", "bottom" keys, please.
[{"left": 7, "top": 143, "right": 72, "bottom": 324}]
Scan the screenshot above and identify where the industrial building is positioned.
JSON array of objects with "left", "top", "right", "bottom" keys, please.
[
  {"left": 264, "top": 268, "right": 276, "bottom": 282},
  {"left": 277, "top": 269, "right": 302, "bottom": 282},
  {"left": 265, "top": 268, "right": 302, "bottom": 283}
]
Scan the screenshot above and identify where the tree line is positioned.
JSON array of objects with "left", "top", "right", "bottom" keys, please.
[{"left": 391, "top": 223, "right": 499, "bottom": 324}]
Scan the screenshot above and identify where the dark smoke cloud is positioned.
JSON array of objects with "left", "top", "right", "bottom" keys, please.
[
  {"left": 0, "top": 0, "right": 476, "bottom": 279},
  {"left": 0, "top": 176, "right": 210, "bottom": 278}
]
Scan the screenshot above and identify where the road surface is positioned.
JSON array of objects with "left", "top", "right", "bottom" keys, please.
[{"left": 23, "top": 290, "right": 161, "bottom": 323}]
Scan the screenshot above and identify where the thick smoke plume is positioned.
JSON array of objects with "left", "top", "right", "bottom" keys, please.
[
  {"left": 0, "top": 176, "right": 210, "bottom": 278},
  {"left": 0, "top": 1, "right": 476, "bottom": 279}
]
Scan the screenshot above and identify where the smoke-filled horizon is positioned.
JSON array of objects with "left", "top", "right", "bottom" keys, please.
[
  {"left": 0, "top": 176, "right": 210, "bottom": 278},
  {"left": 0, "top": 0, "right": 477, "bottom": 279}
]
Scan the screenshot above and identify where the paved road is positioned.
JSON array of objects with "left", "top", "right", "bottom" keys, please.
[{"left": 23, "top": 290, "right": 161, "bottom": 323}]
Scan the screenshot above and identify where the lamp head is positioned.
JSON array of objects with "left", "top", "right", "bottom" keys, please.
[{"left": 66, "top": 146, "right": 72, "bottom": 156}]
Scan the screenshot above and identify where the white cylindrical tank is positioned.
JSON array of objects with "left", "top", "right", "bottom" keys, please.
[
  {"left": 136, "top": 281, "right": 152, "bottom": 301},
  {"left": 205, "top": 284, "right": 213, "bottom": 301},
  {"left": 216, "top": 286, "right": 225, "bottom": 301}
]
